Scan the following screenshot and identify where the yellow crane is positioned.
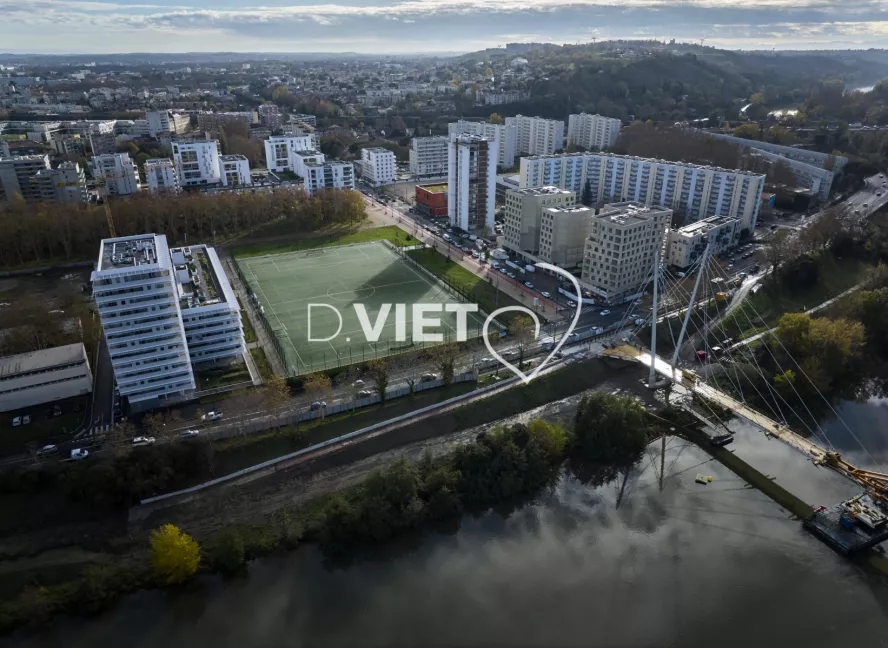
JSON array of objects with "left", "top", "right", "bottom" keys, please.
[{"left": 816, "top": 451, "right": 888, "bottom": 505}]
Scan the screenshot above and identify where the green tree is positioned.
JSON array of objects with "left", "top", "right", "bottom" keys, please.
[
  {"left": 205, "top": 527, "right": 246, "bottom": 574},
  {"left": 581, "top": 179, "right": 593, "bottom": 207},
  {"left": 732, "top": 123, "right": 760, "bottom": 140},
  {"left": 149, "top": 524, "right": 200, "bottom": 585},
  {"left": 572, "top": 393, "right": 650, "bottom": 467},
  {"left": 489, "top": 112, "right": 504, "bottom": 125}
]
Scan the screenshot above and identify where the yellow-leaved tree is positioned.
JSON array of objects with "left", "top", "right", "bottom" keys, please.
[{"left": 150, "top": 524, "right": 201, "bottom": 585}]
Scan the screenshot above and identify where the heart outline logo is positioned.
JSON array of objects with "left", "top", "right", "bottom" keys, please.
[{"left": 482, "top": 263, "right": 583, "bottom": 384}]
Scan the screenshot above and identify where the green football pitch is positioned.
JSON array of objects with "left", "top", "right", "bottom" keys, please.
[{"left": 236, "top": 241, "right": 488, "bottom": 375}]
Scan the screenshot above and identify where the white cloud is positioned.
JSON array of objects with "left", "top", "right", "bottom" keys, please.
[{"left": 1, "top": 0, "right": 887, "bottom": 53}]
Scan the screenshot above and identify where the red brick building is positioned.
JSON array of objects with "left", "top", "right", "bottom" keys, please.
[{"left": 415, "top": 183, "right": 448, "bottom": 217}]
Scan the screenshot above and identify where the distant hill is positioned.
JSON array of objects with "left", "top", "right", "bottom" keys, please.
[{"left": 458, "top": 41, "right": 888, "bottom": 123}]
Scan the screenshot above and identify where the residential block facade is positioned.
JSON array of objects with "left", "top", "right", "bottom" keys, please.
[
  {"left": 506, "top": 115, "right": 565, "bottom": 156},
  {"left": 665, "top": 216, "right": 741, "bottom": 269},
  {"left": 88, "top": 153, "right": 141, "bottom": 196},
  {"left": 361, "top": 147, "right": 396, "bottom": 186},
  {"left": 503, "top": 186, "right": 576, "bottom": 257},
  {"left": 409, "top": 136, "right": 449, "bottom": 177},
  {"left": 520, "top": 152, "right": 765, "bottom": 232},
  {"left": 581, "top": 202, "right": 671, "bottom": 304},
  {"left": 447, "top": 133, "right": 497, "bottom": 232},
  {"left": 567, "top": 113, "right": 622, "bottom": 150}
]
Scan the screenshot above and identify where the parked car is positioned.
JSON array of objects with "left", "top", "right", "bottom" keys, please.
[
  {"left": 310, "top": 401, "right": 327, "bottom": 410},
  {"left": 541, "top": 291, "right": 551, "bottom": 298},
  {"left": 11, "top": 415, "right": 30, "bottom": 427},
  {"left": 567, "top": 300, "right": 577, "bottom": 307},
  {"left": 352, "top": 379, "right": 365, "bottom": 388},
  {"left": 132, "top": 436, "right": 155, "bottom": 447},
  {"left": 180, "top": 429, "right": 200, "bottom": 438},
  {"left": 357, "top": 389, "right": 374, "bottom": 398},
  {"left": 421, "top": 373, "right": 438, "bottom": 382},
  {"left": 524, "top": 281, "right": 534, "bottom": 289},
  {"left": 727, "top": 263, "right": 734, "bottom": 270},
  {"left": 202, "top": 411, "right": 223, "bottom": 421},
  {"left": 70, "top": 448, "right": 89, "bottom": 461},
  {"left": 37, "top": 444, "right": 59, "bottom": 457},
  {"left": 634, "top": 318, "right": 646, "bottom": 326}
]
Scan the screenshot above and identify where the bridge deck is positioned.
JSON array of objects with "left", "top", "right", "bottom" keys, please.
[{"left": 607, "top": 345, "right": 827, "bottom": 461}]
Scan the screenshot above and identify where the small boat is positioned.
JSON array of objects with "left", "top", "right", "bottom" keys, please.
[
  {"left": 711, "top": 433, "right": 734, "bottom": 447},
  {"left": 695, "top": 473, "right": 713, "bottom": 485}
]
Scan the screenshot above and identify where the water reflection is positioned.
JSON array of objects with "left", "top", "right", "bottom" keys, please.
[{"left": 13, "top": 431, "right": 888, "bottom": 648}]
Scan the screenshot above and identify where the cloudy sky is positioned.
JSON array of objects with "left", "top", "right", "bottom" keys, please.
[{"left": 1, "top": 0, "right": 887, "bottom": 54}]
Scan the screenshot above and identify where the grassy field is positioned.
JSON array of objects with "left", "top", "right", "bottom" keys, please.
[
  {"left": 195, "top": 364, "right": 252, "bottom": 391},
  {"left": 236, "top": 241, "right": 485, "bottom": 375},
  {"left": 716, "top": 255, "right": 870, "bottom": 340},
  {"left": 231, "top": 226, "right": 418, "bottom": 258},
  {"left": 251, "top": 347, "right": 273, "bottom": 379},
  {"left": 407, "top": 247, "right": 521, "bottom": 320}
]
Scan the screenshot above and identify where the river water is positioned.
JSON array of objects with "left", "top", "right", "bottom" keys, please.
[{"left": 10, "top": 393, "right": 888, "bottom": 648}]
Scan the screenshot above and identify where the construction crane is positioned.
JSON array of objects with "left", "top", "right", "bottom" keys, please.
[
  {"left": 95, "top": 177, "right": 116, "bottom": 237},
  {"left": 816, "top": 451, "right": 888, "bottom": 505}
]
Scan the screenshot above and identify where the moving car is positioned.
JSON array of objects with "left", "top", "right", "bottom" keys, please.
[
  {"left": 421, "top": 373, "right": 438, "bottom": 381},
  {"left": 180, "top": 429, "right": 200, "bottom": 438},
  {"left": 37, "top": 444, "right": 59, "bottom": 457},
  {"left": 567, "top": 300, "right": 577, "bottom": 307},
  {"left": 12, "top": 415, "right": 30, "bottom": 427},
  {"left": 599, "top": 309, "right": 611, "bottom": 316},
  {"left": 352, "top": 379, "right": 365, "bottom": 388},
  {"left": 357, "top": 389, "right": 374, "bottom": 398},
  {"left": 70, "top": 448, "right": 89, "bottom": 461},
  {"left": 310, "top": 401, "right": 327, "bottom": 410},
  {"left": 132, "top": 436, "right": 156, "bottom": 447},
  {"left": 202, "top": 411, "right": 223, "bottom": 421}
]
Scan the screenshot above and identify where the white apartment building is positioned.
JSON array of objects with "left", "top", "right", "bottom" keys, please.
[
  {"left": 0, "top": 343, "right": 93, "bottom": 413},
  {"left": 289, "top": 114, "right": 317, "bottom": 128},
  {"left": 35, "top": 162, "right": 88, "bottom": 204},
  {"left": 88, "top": 153, "right": 141, "bottom": 196},
  {"left": 172, "top": 140, "right": 222, "bottom": 187},
  {"left": 146, "top": 110, "right": 189, "bottom": 137},
  {"left": 303, "top": 160, "right": 355, "bottom": 194},
  {"left": 567, "top": 113, "right": 622, "bottom": 151},
  {"left": 702, "top": 131, "right": 848, "bottom": 201},
  {"left": 219, "top": 154, "right": 251, "bottom": 186},
  {"left": 520, "top": 152, "right": 765, "bottom": 232},
  {"left": 581, "top": 202, "right": 671, "bottom": 304},
  {"left": 503, "top": 186, "right": 575, "bottom": 257},
  {"left": 263, "top": 134, "right": 315, "bottom": 173},
  {"left": 539, "top": 205, "right": 595, "bottom": 269},
  {"left": 92, "top": 235, "right": 196, "bottom": 407},
  {"left": 0, "top": 154, "right": 51, "bottom": 202},
  {"left": 666, "top": 216, "right": 741, "bottom": 269},
  {"left": 447, "top": 133, "right": 497, "bottom": 232},
  {"left": 506, "top": 115, "right": 565, "bottom": 156},
  {"left": 409, "top": 136, "right": 448, "bottom": 177},
  {"left": 448, "top": 120, "right": 517, "bottom": 170},
  {"left": 290, "top": 149, "right": 326, "bottom": 179},
  {"left": 92, "top": 234, "right": 245, "bottom": 409},
  {"left": 361, "top": 147, "right": 396, "bottom": 186},
  {"left": 169, "top": 245, "right": 245, "bottom": 364},
  {"left": 144, "top": 158, "right": 180, "bottom": 194}
]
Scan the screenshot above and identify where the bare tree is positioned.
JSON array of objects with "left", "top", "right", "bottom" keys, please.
[
  {"left": 262, "top": 374, "right": 292, "bottom": 413},
  {"left": 106, "top": 419, "right": 135, "bottom": 458},
  {"left": 366, "top": 359, "right": 391, "bottom": 403},
  {"left": 429, "top": 342, "right": 460, "bottom": 385},
  {"left": 765, "top": 229, "right": 799, "bottom": 279},
  {"left": 509, "top": 316, "right": 537, "bottom": 369}
]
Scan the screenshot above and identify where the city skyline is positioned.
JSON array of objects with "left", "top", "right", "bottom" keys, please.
[{"left": 1, "top": 0, "right": 887, "bottom": 54}]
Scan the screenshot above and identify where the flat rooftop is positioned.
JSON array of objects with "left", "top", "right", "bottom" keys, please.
[
  {"left": 169, "top": 244, "right": 234, "bottom": 310},
  {"left": 420, "top": 183, "right": 448, "bottom": 193},
  {"left": 220, "top": 154, "right": 247, "bottom": 162},
  {"left": 99, "top": 234, "right": 163, "bottom": 271},
  {"left": 0, "top": 343, "right": 85, "bottom": 379},
  {"left": 511, "top": 185, "right": 573, "bottom": 197},
  {"left": 596, "top": 201, "right": 669, "bottom": 226},
  {"left": 675, "top": 216, "right": 737, "bottom": 236},
  {"left": 523, "top": 150, "right": 765, "bottom": 177}
]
